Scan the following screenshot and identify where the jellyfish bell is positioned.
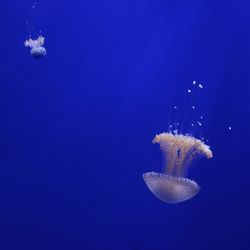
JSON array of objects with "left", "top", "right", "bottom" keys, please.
[
  {"left": 30, "top": 46, "right": 46, "bottom": 58},
  {"left": 143, "top": 132, "right": 212, "bottom": 204},
  {"left": 143, "top": 172, "right": 200, "bottom": 204},
  {"left": 24, "top": 35, "right": 46, "bottom": 59}
]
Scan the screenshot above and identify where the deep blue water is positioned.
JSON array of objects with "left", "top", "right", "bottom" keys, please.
[{"left": 0, "top": 0, "right": 250, "bottom": 249}]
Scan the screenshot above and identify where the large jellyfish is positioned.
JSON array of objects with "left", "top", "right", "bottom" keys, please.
[
  {"left": 143, "top": 132, "right": 213, "bottom": 204},
  {"left": 24, "top": 35, "right": 46, "bottom": 59}
]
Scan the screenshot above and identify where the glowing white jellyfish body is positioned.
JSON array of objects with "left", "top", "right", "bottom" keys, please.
[
  {"left": 143, "top": 172, "right": 200, "bottom": 204},
  {"left": 24, "top": 36, "right": 46, "bottom": 58},
  {"left": 143, "top": 132, "right": 213, "bottom": 204}
]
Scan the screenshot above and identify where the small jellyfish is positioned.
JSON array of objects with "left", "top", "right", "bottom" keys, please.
[
  {"left": 143, "top": 132, "right": 213, "bottom": 204},
  {"left": 24, "top": 2, "right": 46, "bottom": 59},
  {"left": 24, "top": 36, "right": 46, "bottom": 58}
]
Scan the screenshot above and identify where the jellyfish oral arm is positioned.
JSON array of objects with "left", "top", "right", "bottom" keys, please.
[{"left": 24, "top": 36, "right": 44, "bottom": 48}]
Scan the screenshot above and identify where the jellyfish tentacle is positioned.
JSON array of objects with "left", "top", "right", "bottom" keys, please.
[{"left": 153, "top": 137, "right": 177, "bottom": 175}]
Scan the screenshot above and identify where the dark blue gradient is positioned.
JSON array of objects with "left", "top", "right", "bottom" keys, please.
[{"left": 0, "top": 0, "right": 249, "bottom": 249}]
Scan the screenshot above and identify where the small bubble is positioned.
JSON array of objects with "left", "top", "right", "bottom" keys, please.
[
  {"left": 197, "top": 121, "right": 202, "bottom": 126},
  {"left": 191, "top": 123, "right": 194, "bottom": 127},
  {"left": 174, "top": 106, "right": 177, "bottom": 109},
  {"left": 192, "top": 106, "right": 195, "bottom": 109},
  {"left": 192, "top": 80, "right": 196, "bottom": 85},
  {"left": 187, "top": 89, "right": 191, "bottom": 93},
  {"left": 200, "top": 115, "right": 203, "bottom": 119},
  {"left": 198, "top": 84, "right": 203, "bottom": 89},
  {"left": 228, "top": 126, "right": 232, "bottom": 130}
]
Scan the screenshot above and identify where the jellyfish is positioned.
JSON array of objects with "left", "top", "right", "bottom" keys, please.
[
  {"left": 143, "top": 132, "right": 213, "bottom": 204},
  {"left": 24, "top": 2, "right": 46, "bottom": 58},
  {"left": 24, "top": 36, "right": 46, "bottom": 58}
]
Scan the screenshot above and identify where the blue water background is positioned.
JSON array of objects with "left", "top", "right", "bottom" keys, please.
[{"left": 0, "top": 0, "right": 250, "bottom": 249}]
